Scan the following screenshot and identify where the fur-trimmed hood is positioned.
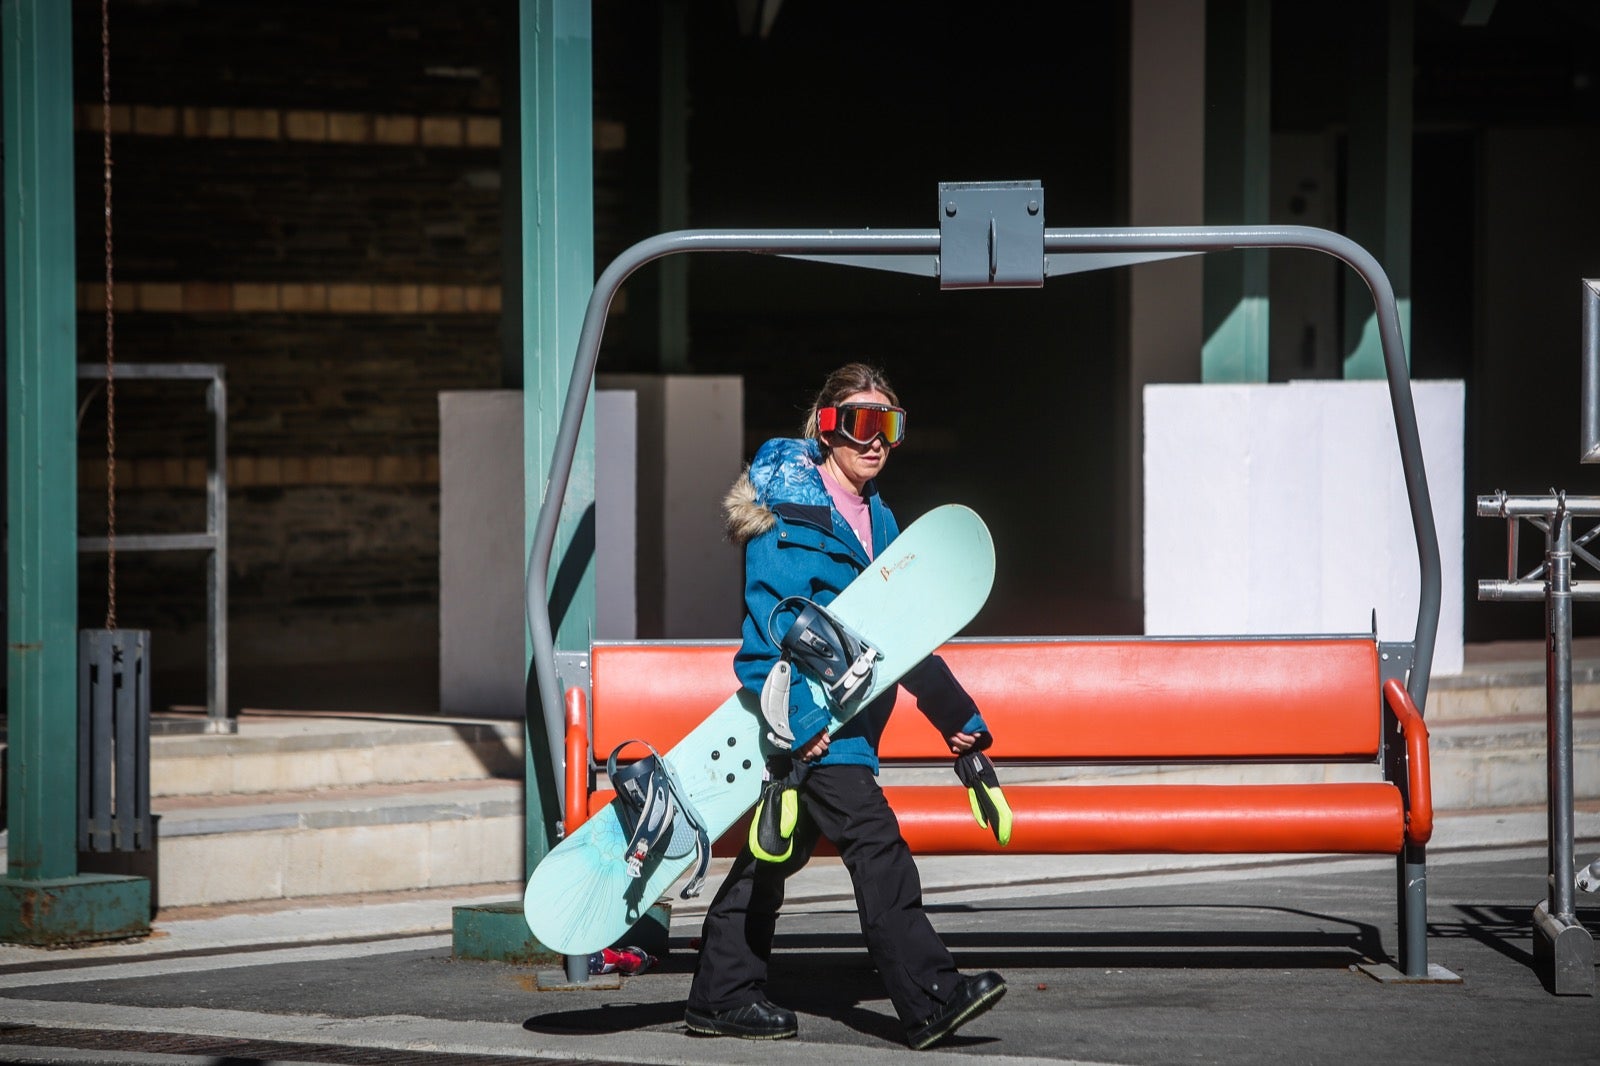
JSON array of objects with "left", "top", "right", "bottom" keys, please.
[{"left": 723, "top": 437, "right": 831, "bottom": 544}]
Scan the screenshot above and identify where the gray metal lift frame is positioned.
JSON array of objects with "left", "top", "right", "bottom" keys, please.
[{"left": 522, "top": 184, "right": 1443, "bottom": 980}]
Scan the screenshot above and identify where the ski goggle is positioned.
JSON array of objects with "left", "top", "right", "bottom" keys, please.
[{"left": 817, "top": 403, "right": 907, "bottom": 447}]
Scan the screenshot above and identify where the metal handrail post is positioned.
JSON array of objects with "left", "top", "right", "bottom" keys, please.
[
  {"left": 1545, "top": 504, "right": 1577, "bottom": 929},
  {"left": 1476, "top": 490, "right": 1598, "bottom": 994},
  {"left": 206, "top": 371, "right": 229, "bottom": 734},
  {"left": 75, "top": 363, "right": 233, "bottom": 734}
]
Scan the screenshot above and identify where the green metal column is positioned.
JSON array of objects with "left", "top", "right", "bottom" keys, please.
[
  {"left": 2, "top": 0, "right": 148, "bottom": 944},
  {"left": 1201, "top": 0, "right": 1271, "bottom": 382},
  {"left": 1342, "top": 0, "right": 1413, "bottom": 379},
  {"left": 520, "top": 0, "right": 595, "bottom": 874}
]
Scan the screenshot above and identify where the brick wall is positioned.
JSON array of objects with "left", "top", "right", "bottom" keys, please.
[{"left": 68, "top": 1, "right": 644, "bottom": 705}]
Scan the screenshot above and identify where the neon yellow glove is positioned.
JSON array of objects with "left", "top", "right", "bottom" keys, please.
[
  {"left": 749, "top": 769, "right": 802, "bottom": 863},
  {"left": 954, "top": 750, "right": 1013, "bottom": 846}
]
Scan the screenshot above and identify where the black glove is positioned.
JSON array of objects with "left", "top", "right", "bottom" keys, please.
[
  {"left": 749, "top": 760, "right": 805, "bottom": 862},
  {"left": 954, "top": 750, "right": 1012, "bottom": 846}
]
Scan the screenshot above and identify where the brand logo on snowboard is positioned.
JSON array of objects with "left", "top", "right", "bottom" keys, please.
[{"left": 879, "top": 552, "right": 916, "bottom": 581}]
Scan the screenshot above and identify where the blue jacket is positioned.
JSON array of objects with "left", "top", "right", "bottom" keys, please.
[{"left": 723, "top": 437, "right": 986, "bottom": 772}]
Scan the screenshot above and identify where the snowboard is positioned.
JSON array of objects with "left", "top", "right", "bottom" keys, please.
[{"left": 522, "top": 503, "right": 995, "bottom": 956}]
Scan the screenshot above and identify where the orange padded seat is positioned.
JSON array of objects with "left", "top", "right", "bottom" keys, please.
[{"left": 574, "top": 635, "right": 1428, "bottom": 857}]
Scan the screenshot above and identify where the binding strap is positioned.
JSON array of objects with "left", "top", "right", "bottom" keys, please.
[
  {"left": 606, "top": 739, "right": 713, "bottom": 898},
  {"left": 766, "top": 595, "right": 880, "bottom": 707}
]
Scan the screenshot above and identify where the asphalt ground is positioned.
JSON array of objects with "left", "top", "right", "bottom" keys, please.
[{"left": 0, "top": 836, "right": 1596, "bottom": 1065}]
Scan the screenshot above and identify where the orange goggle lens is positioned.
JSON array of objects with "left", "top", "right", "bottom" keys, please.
[{"left": 818, "top": 403, "right": 906, "bottom": 447}]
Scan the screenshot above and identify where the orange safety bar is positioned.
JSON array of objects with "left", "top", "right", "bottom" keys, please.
[
  {"left": 580, "top": 782, "right": 1409, "bottom": 856},
  {"left": 564, "top": 687, "right": 590, "bottom": 834},
  {"left": 887, "top": 783, "right": 1405, "bottom": 854},
  {"left": 1382, "top": 678, "right": 1434, "bottom": 845}
]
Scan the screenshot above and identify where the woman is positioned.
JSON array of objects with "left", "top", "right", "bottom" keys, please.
[{"left": 684, "top": 363, "right": 1006, "bottom": 1050}]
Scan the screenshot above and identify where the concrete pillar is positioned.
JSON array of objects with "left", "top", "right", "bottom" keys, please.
[{"left": 1120, "top": 0, "right": 1206, "bottom": 599}]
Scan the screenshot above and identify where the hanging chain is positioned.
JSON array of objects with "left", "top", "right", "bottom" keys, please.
[{"left": 102, "top": 0, "right": 117, "bottom": 630}]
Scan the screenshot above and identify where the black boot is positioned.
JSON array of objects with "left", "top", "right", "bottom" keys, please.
[
  {"left": 684, "top": 1000, "right": 799, "bottom": 1040},
  {"left": 905, "top": 971, "right": 1006, "bottom": 1050}
]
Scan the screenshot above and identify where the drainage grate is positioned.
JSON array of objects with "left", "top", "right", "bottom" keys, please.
[{"left": 0, "top": 1024, "right": 613, "bottom": 1065}]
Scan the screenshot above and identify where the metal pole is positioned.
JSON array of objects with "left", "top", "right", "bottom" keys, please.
[
  {"left": 206, "top": 372, "right": 230, "bottom": 732},
  {"left": 1545, "top": 504, "right": 1577, "bottom": 927},
  {"left": 1478, "top": 491, "right": 1596, "bottom": 994}
]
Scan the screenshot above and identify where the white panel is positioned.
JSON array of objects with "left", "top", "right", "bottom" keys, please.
[
  {"left": 661, "top": 377, "right": 744, "bottom": 637},
  {"left": 594, "top": 390, "right": 637, "bottom": 640},
  {"left": 440, "top": 389, "right": 641, "bottom": 717},
  {"left": 1144, "top": 380, "right": 1465, "bottom": 676},
  {"left": 439, "top": 391, "right": 524, "bottom": 718},
  {"left": 1144, "top": 385, "right": 1252, "bottom": 634}
]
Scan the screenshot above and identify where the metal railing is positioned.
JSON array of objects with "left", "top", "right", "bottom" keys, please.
[
  {"left": 77, "top": 363, "right": 231, "bottom": 734},
  {"left": 1470, "top": 277, "right": 1600, "bottom": 996}
]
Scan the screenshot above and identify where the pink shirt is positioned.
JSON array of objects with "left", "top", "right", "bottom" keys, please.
[{"left": 819, "top": 461, "right": 873, "bottom": 559}]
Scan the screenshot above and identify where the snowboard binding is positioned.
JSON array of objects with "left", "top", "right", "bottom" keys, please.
[
  {"left": 606, "top": 739, "right": 712, "bottom": 897},
  {"left": 769, "top": 596, "right": 881, "bottom": 708}
]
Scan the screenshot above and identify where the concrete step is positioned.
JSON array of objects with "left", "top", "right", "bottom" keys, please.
[
  {"left": 148, "top": 711, "right": 524, "bottom": 798},
  {"left": 1428, "top": 657, "right": 1600, "bottom": 721},
  {"left": 0, "top": 778, "right": 526, "bottom": 910},
  {"left": 2, "top": 712, "right": 528, "bottom": 910},
  {"left": 148, "top": 778, "right": 525, "bottom": 908}
]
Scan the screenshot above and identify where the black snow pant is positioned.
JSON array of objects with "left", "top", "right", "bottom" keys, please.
[{"left": 686, "top": 762, "right": 962, "bottom": 1028}]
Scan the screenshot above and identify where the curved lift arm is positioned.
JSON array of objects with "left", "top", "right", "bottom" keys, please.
[{"left": 525, "top": 221, "right": 1441, "bottom": 813}]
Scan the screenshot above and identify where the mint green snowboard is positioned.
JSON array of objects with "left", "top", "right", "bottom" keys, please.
[{"left": 522, "top": 503, "right": 995, "bottom": 956}]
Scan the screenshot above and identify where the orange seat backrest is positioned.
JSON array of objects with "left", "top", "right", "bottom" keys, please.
[
  {"left": 878, "top": 639, "right": 1380, "bottom": 761},
  {"left": 589, "top": 641, "right": 740, "bottom": 759},
  {"left": 587, "top": 637, "right": 1381, "bottom": 764}
]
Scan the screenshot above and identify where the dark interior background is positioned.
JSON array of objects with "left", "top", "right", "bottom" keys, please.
[{"left": 16, "top": 0, "right": 1597, "bottom": 712}]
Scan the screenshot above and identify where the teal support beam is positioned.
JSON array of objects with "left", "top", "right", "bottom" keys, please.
[
  {"left": 520, "top": 0, "right": 594, "bottom": 875},
  {"left": 2, "top": 0, "right": 148, "bottom": 944},
  {"left": 1202, "top": 0, "right": 1271, "bottom": 382},
  {"left": 1342, "top": 0, "right": 1413, "bottom": 379}
]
